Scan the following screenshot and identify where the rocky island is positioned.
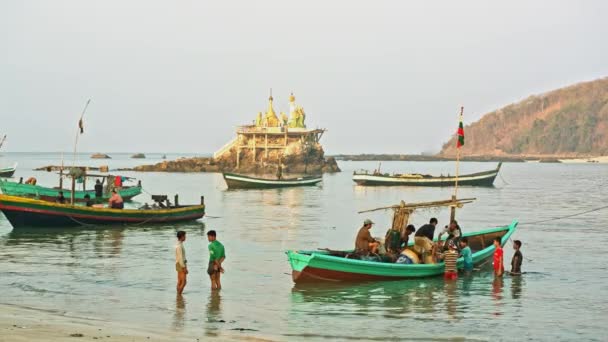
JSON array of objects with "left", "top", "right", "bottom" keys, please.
[
  {"left": 131, "top": 92, "right": 340, "bottom": 174},
  {"left": 90, "top": 153, "right": 111, "bottom": 159}
]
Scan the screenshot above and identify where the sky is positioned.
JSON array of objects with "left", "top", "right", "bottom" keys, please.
[{"left": 1, "top": 0, "right": 607, "bottom": 154}]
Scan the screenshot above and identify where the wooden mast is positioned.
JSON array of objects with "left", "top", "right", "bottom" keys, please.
[
  {"left": 450, "top": 106, "right": 464, "bottom": 222},
  {"left": 72, "top": 99, "right": 91, "bottom": 166}
]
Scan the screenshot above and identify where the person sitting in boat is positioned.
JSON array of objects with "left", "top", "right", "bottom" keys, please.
[
  {"left": 414, "top": 218, "right": 438, "bottom": 263},
  {"left": 84, "top": 194, "right": 94, "bottom": 207},
  {"left": 108, "top": 190, "right": 124, "bottom": 209},
  {"left": 439, "top": 220, "right": 462, "bottom": 251},
  {"left": 25, "top": 177, "right": 37, "bottom": 185},
  {"left": 114, "top": 175, "right": 123, "bottom": 189},
  {"left": 355, "top": 219, "right": 380, "bottom": 256},
  {"left": 56, "top": 191, "right": 66, "bottom": 204},
  {"left": 94, "top": 179, "right": 104, "bottom": 198},
  {"left": 385, "top": 224, "right": 416, "bottom": 255}
]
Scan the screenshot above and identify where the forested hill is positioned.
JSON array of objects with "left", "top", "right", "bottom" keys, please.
[{"left": 440, "top": 77, "right": 608, "bottom": 157}]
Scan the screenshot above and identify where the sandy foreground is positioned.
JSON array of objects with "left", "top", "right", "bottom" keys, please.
[{"left": 0, "top": 304, "right": 277, "bottom": 342}]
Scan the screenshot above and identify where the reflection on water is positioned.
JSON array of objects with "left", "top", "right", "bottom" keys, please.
[
  {"left": 173, "top": 295, "right": 186, "bottom": 330},
  {"left": 204, "top": 291, "right": 222, "bottom": 338},
  {"left": 511, "top": 275, "right": 523, "bottom": 299}
]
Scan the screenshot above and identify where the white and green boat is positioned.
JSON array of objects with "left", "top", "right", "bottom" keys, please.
[{"left": 223, "top": 172, "right": 322, "bottom": 189}]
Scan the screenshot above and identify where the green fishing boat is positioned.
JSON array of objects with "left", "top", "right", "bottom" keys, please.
[
  {"left": 0, "top": 194, "right": 205, "bottom": 228},
  {"left": 286, "top": 198, "right": 518, "bottom": 283},
  {"left": 287, "top": 222, "right": 517, "bottom": 283},
  {"left": 0, "top": 176, "right": 142, "bottom": 203}
]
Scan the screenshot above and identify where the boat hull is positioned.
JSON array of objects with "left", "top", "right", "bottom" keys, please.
[
  {"left": 0, "top": 195, "right": 205, "bottom": 228},
  {"left": 353, "top": 163, "right": 501, "bottom": 187},
  {"left": 0, "top": 165, "right": 17, "bottom": 178},
  {"left": 0, "top": 180, "right": 142, "bottom": 203},
  {"left": 287, "top": 221, "right": 517, "bottom": 283},
  {"left": 223, "top": 173, "right": 322, "bottom": 189}
]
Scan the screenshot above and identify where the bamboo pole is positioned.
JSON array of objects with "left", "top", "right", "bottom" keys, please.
[
  {"left": 451, "top": 106, "right": 464, "bottom": 222},
  {"left": 358, "top": 197, "right": 476, "bottom": 214},
  {"left": 72, "top": 99, "right": 91, "bottom": 166}
]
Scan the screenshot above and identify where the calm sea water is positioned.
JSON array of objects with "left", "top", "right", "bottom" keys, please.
[{"left": 0, "top": 153, "right": 607, "bottom": 341}]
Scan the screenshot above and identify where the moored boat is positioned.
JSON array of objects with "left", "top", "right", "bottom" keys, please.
[
  {"left": 0, "top": 163, "right": 17, "bottom": 178},
  {"left": 223, "top": 172, "right": 322, "bottom": 189},
  {"left": 352, "top": 162, "right": 501, "bottom": 187},
  {"left": 0, "top": 194, "right": 205, "bottom": 228},
  {"left": 287, "top": 221, "right": 517, "bottom": 283}
]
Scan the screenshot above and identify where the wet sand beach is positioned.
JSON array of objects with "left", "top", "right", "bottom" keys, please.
[{"left": 0, "top": 304, "right": 276, "bottom": 342}]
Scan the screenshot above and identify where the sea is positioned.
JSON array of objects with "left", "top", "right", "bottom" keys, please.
[{"left": 0, "top": 153, "right": 607, "bottom": 341}]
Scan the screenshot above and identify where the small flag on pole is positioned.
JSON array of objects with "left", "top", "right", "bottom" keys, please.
[
  {"left": 457, "top": 108, "right": 464, "bottom": 148},
  {"left": 78, "top": 118, "right": 84, "bottom": 134}
]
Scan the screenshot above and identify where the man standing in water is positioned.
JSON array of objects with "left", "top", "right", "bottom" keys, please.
[
  {"left": 207, "top": 230, "right": 225, "bottom": 290},
  {"left": 493, "top": 237, "right": 504, "bottom": 277},
  {"left": 175, "top": 231, "right": 188, "bottom": 295}
]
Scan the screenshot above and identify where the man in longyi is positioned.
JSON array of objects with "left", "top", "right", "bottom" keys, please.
[{"left": 355, "top": 219, "right": 380, "bottom": 255}]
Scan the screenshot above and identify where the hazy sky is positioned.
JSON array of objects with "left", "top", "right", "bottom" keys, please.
[{"left": 1, "top": 1, "right": 607, "bottom": 154}]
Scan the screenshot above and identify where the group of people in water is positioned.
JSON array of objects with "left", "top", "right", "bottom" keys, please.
[{"left": 354, "top": 218, "right": 523, "bottom": 279}]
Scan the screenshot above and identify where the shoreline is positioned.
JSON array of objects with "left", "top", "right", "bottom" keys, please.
[{"left": 0, "top": 303, "right": 277, "bottom": 342}]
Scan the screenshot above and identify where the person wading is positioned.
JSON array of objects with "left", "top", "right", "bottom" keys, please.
[
  {"left": 175, "top": 231, "right": 188, "bottom": 295},
  {"left": 207, "top": 230, "right": 226, "bottom": 290}
]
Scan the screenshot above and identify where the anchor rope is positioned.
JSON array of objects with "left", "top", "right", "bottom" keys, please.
[{"left": 519, "top": 204, "right": 608, "bottom": 225}]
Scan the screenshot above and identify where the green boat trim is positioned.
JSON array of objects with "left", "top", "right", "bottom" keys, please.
[
  {"left": 0, "top": 178, "right": 142, "bottom": 203},
  {"left": 286, "top": 221, "right": 518, "bottom": 283}
]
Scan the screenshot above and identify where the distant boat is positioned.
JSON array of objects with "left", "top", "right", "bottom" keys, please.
[
  {"left": 222, "top": 172, "right": 323, "bottom": 189},
  {"left": 0, "top": 194, "right": 205, "bottom": 228},
  {"left": 352, "top": 163, "right": 502, "bottom": 187},
  {"left": 0, "top": 163, "right": 17, "bottom": 178}
]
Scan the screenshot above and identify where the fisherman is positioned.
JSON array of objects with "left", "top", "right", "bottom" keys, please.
[
  {"left": 108, "top": 190, "right": 124, "bottom": 209},
  {"left": 459, "top": 237, "right": 473, "bottom": 274},
  {"left": 441, "top": 240, "right": 459, "bottom": 280},
  {"left": 175, "top": 231, "right": 188, "bottom": 295},
  {"left": 114, "top": 175, "right": 123, "bottom": 189},
  {"left": 207, "top": 230, "right": 226, "bottom": 290},
  {"left": 510, "top": 240, "right": 523, "bottom": 275},
  {"left": 84, "top": 194, "right": 94, "bottom": 207},
  {"left": 276, "top": 164, "right": 283, "bottom": 180},
  {"left": 94, "top": 179, "right": 104, "bottom": 198},
  {"left": 56, "top": 191, "right": 66, "bottom": 204},
  {"left": 414, "top": 218, "right": 438, "bottom": 263},
  {"left": 385, "top": 224, "right": 416, "bottom": 254},
  {"left": 493, "top": 237, "right": 504, "bottom": 277},
  {"left": 355, "top": 219, "right": 380, "bottom": 255},
  {"left": 439, "top": 220, "right": 462, "bottom": 251}
]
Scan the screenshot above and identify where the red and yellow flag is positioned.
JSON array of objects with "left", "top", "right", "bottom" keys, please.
[{"left": 457, "top": 109, "right": 464, "bottom": 148}]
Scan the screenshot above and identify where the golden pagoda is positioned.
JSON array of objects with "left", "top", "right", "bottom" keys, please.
[{"left": 214, "top": 90, "right": 325, "bottom": 169}]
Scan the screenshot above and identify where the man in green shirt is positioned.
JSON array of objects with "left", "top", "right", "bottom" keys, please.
[{"left": 207, "top": 230, "right": 226, "bottom": 290}]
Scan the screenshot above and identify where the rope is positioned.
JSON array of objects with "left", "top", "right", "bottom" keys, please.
[
  {"left": 498, "top": 172, "right": 510, "bottom": 185},
  {"left": 67, "top": 215, "right": 97, "bottom": 227},
  {"left": 520, "top": 204, "right": 608, "bottom": 225}
]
